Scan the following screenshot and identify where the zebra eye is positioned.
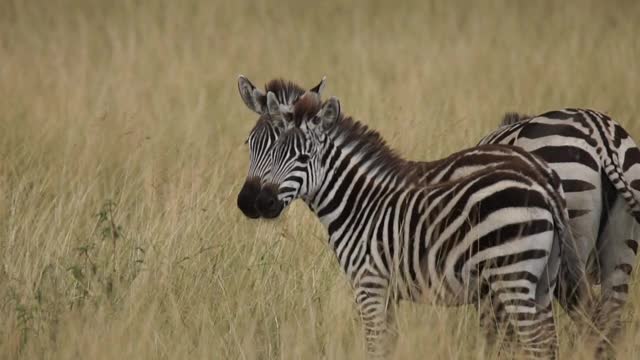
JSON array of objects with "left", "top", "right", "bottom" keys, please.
[
  {"left": 298, "top": 154, "right": 310, "bottom": 163},
  {"left": 285, "top": 113, "right": 292, "bottom": 121}
]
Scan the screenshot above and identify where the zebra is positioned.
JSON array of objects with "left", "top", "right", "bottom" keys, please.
[
  {"left": 479, "top": 109, "right": 640, "bottom": 356},
  {"left": 235, "top": 80, "right": 588, "bottom": 317},
  {"left": 253, "top": 92, "right": 579, "bottom": 359},
  {"left": 236, "top": 75, "right": 325, "bottom": 218},
  {"left": 237, "top": 81, "right": 588, "bottom": 316}
]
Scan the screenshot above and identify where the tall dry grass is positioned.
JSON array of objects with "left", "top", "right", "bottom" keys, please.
[{"left": 1, "top": 0, "right": 639, "bottom": 358}]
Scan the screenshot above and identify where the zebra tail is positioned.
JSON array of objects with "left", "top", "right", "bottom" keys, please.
[{"left": 601, "top": 139, "right": 640, "bottom": 224}]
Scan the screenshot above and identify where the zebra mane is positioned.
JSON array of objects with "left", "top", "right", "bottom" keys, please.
[
  {"left": 333, "top": 117, "right": 411, "bottom": 174},
  {"left": 264, "top": 79, "right": 306, "bottom": 107},
  {"left": 292, "top": 95, "right": 413, "bottom": 179},
  {"left": 500, "top": 112, "right": 531, "bottom": 126}
]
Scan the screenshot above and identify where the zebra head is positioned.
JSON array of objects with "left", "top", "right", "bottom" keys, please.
[
  {"left": 256, "top": 93, "right": 341, "bottom": 218},
  {"left": 236, "top": 75, "right": 326, "bottom": 218}
]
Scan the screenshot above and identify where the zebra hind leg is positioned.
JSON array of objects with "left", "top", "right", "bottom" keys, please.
[
  {"left": 477, "top": 297, "right": 514, "bottom": 357},
  {"left": 593, "top": 199, "right": 639, "bottom": 358},
  {"left": 490, "top": 290, "right": 558, "bottom": 359}
]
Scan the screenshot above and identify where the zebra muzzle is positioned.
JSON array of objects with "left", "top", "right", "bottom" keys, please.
[
  {"left": 256, "top": 185, "right": 284, "bottom": 219},
  {"left": 237, "top": 178, "right": 262, "bottom": 219}
]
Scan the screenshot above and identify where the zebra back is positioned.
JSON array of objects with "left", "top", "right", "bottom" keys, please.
[{"left": 480, "top": 108, "right": 640, "bottom": 223}]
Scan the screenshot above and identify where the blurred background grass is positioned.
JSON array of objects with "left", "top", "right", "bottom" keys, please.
[{"left": 1, "top": 0, "right": 639, "bottom": 358}]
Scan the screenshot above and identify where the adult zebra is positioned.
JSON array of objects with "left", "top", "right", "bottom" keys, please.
[
  {"left": 253, "top": 93, "right": 576, "bottom": 359},
  {"left": 479, "top": 109, "right": 640, "bottom": 356}
]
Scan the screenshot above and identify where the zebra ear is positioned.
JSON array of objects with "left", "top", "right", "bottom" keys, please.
[
  {"left": 309, "top": 76, "right": 327, "bottom": 96},
  {"left": 266, "top": 91, "right": 292, "bottom": 118},
  {"left": 266, "top": 91, "right": 280, "bottom": 116},
  {"left": 318, "top": 97, "right": 340, "bottom": 130},
  {"left": 238, "top": 75, "right": 266, "bottom": 114}
]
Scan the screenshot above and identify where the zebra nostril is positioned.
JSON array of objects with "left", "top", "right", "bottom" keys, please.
[
  {"left": 264, "top": 197, "right": 275, "bottom": 209},
  {"left": 256, "top": 192, "right": 275, "bottom": 210},
  {"left": 256, "top": 187, "right": 283, "bottom": 218}
]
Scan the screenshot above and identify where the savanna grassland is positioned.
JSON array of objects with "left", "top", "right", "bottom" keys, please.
[{"left": 1, "top": 0, "right": 640, "bottom": 359}]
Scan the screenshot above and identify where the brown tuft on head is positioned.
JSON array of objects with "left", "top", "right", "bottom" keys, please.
[
  {"left": 264, "top": 79, "right": 307, "bottom": 107},
  {"left": 291, "top": 92, "right": 323, "bottom": 126},
  {"left": 500, "top": 112, "right": 530, "bottom": 126}
]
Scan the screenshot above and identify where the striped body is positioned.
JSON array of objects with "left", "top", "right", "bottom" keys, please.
[
  {"left": 313, "top": 157, "right": 560, "bottom": 306},
  {"left": 479, "top": 108, "right": 640, "bottom": 355},
  {"left": 257, "top": 94, "right": 572, "bottom": 358},
  {"left": 236, "top": 82, "right": 584, "bottom": 314}
]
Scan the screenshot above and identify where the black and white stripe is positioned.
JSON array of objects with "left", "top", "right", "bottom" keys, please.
[
  {"left": 256, "top": 94, "right": 574, "bottom": 359},
  {"left": 236, "top": 76, "right": 325, "bottom": 219},
  {"left": 479, "top": 108, "right": 640, "bottom": 356}
]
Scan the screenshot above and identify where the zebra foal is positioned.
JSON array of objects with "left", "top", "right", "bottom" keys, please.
[
  {"left": 253, "top": 93, "right": 575, "bottom": 359},
  {"left": 235, "top": 77, "right": 586, "bottom": 318},
  {"left": 236, "top": 75, "right": 325, "bottom": 218}
]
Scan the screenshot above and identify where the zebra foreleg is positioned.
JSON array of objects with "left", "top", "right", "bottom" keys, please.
[{"left": 354, "top": 284, "right": 396, "bottom": 359}]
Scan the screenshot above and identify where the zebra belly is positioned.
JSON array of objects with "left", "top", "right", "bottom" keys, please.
[{"left": 396, "top": 268, "right": 478, "bottom": 306}]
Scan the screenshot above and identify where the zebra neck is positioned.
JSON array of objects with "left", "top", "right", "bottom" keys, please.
[{"left": 306, "top": 145, "right": 412, "bottom": 250}]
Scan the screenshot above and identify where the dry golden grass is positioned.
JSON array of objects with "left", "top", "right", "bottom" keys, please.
[{"left": 1, "top": 0, "right": 640, "bottom": 358}]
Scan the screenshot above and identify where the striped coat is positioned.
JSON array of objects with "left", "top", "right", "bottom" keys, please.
[
  {"left": 255, "top": 94, "right": 575, "bottom": 359},
  {"left": 479, "top": 108, "right": 640, "bottom": 355}
]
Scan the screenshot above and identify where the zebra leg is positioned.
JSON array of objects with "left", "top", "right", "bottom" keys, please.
[
  {"left": 560, "top": 191, "right": 601, "bottom": 329},
  {"left": 593, "top": 198, "right": 639, "bottom": 358},
  {"left": 489, "top": 287, "right": 558, "bottom": 359},
  {"left": 354, "top": 280, "right": 396, "bottom": 359},
  {"left": 477, "top": 297, "right": 512, "bottom": 357},
  {"left": 478, "top": 300, "right": 499, "bottom": 348}
]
